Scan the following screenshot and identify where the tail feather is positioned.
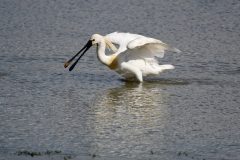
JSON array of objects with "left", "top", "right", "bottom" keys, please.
[{"left": 158, "top": 64, "right": 175, "bottom": 72}]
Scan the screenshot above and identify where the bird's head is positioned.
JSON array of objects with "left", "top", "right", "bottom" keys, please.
[
  {"left": 64, "top": 33, "right": 117, "bottom": 71},
  {"left": 90, "top": 34, "right": 103, "bottom": 45},
  {"left": 91, "top": 34, "right": 117, "bottom": 52}
]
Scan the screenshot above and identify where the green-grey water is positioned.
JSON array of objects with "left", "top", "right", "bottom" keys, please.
[{"left": 0, "top": 0, "right": 240, "bottom": 160}]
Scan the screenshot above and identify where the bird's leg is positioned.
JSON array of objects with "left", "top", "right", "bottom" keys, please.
[{"left": 121, "top": 62, "right": 143, "bottom": 82}]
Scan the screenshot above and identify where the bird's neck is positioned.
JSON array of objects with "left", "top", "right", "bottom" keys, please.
[{"left": 97, "top": 41, "right": 115, "bottom": 66}]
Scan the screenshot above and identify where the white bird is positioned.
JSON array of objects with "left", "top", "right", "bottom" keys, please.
[{"left": 64, "top": 32, "right": 181, "bottom": 82}]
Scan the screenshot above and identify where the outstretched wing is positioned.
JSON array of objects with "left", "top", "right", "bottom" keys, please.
[
  {"left": 127, "top": 37, "right": 181, "bottom": 59},
  {"left": 105, "top": 32, "right": 180, "bottom": 60}
]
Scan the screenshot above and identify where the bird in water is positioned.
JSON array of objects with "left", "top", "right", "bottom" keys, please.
[{"left": 64, "top": 32, "right": 181, "bottom": 82}]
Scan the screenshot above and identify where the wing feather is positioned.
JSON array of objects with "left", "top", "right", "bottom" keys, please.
[
  {"left": 127, "top": 37, "right": 180, "bottom": 58},
  {"left": 105, "top": 32, "right": 181, "bottom": 60}
]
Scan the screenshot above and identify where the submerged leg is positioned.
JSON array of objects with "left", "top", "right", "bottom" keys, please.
[{"left": 121, "top": 62, "right": 143, "bottom": 82}]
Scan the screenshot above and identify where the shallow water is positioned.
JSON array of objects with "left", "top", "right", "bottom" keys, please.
[{"left": 0, "top": 0, "right": 240, "bottom": 160}]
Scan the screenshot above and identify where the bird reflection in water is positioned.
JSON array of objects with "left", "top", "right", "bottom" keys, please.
[{"left": 87, "top": 83, "right": 170, "bottom": 158}]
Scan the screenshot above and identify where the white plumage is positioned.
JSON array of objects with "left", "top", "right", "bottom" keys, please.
[
  {"left": 104, "top": 32, "right": 180, "bottom": 82},
  {"left": 64, "top": 32, "right": 181, "bottom": 82}
]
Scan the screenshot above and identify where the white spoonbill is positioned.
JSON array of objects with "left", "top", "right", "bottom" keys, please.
[{"left": 64, "top": 32, "right": 180, "bottom": 82}]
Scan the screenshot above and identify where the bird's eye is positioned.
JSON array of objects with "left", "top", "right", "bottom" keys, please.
[{"left": 92, "top": 39, "right": 95, "bottom": 41}]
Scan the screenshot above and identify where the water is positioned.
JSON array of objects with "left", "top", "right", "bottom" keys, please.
[{"left": 0, "top": 0, "right": 240, "bottom": 160}]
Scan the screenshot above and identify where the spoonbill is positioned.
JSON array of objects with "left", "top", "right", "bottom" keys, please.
[{"left": 64, "top": 32, "right": 180, "bottom": 82}]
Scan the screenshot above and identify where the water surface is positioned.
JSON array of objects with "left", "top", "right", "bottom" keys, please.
[{"left": 0, "top": 0, "right": 240, "bottom": 160}]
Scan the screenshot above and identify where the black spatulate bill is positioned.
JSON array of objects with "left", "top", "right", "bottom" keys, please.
[{"left": 64, "top": 40, "right": 92, "bottom": 69}]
